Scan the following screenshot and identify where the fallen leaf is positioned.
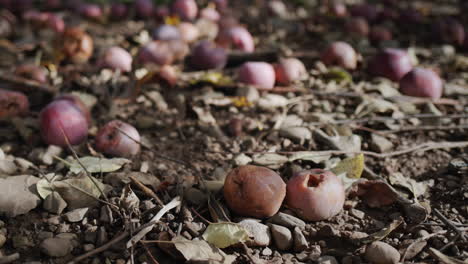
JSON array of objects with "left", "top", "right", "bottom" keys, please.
[
  {"left": 388, "top": 172, "right": 432, "bottom": 199},
  {"left": 355, "top": 97, "right": 398, "bottom": 117},
  {"left": 313, "top": 128, "right": 362, "bottom": 152},
  {"left": 332, "top": 154, "right": 364, "bottom": 179},
  {"left": 36, "top": 173, "right": 61, "bottom": 199},
  {"left": 190, "top": 71, "right": 233, "bottom": 86},
  {"left": 202, "top": 222, "right": 251, "bottom": 248},
  {"left": 252, "top": 153, "right": 289, "bottom": 167},
  {"left": 287, "top": 151, "right": 331, "bottom": 164},
  {"left": 61, "top": 156, "right": 131, "bottom": 174},
  {"left": 52, "top": 173, "right": 107, "bottom": 209},
  {"left": 173, "top": 236, "right": 236, "bottom": 264},
  {"left": 120, "top": 185, "right": 139, "bottom": 214},
  {"left": 323, "top": 67, "right": 352, "bottom": 83},
  {"left": 428, "top": 247, "right": 468, "bottom": 264},
  {"left": 0, "top": 175, "right": 41, "bottom": 217},
  {"left": 353, "top": 180, "right": 399, "bottom": 208},
  {"left": 360, "top": 217, "right": 404, "bottom": 244}
]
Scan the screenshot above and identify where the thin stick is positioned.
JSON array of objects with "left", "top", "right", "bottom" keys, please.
[
  {"left": 69, "top": 218, "right": 167, "bottom": 264},
  {"left": 60, "top": 127, "right": 108, "bottom": 202},
  {"left": 433, "top": 209, "right": 467, "bottom": 242},
  {"left": 129, "top": 176, "right": 164, "bottom": 207},
  {"left": 209, "top": 140, "right": 468, "bottom": 159},
  {"left": 126, "top": 196, "right": 181, "bottom": 248},
  {"left": 0, "top": 74, "right": 57, "bottom": 94},
  {"left": 380, "top": 125, "right": 468, "bottom": 134},
  {"left": 141, "top": 242, "right": 160, "bottom": 264},
  {"left": 401, "top": 231, "right": 446, "bottom": 262}
]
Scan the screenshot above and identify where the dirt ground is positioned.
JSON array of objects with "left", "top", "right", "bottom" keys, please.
[{"left": 0, "top": 0, "right": 466, "bottom": 263}]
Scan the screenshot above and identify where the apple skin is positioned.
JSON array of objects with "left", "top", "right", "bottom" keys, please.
[
  {"left": 321, "top": 41, "right": 357, "bottom": 70},
  {"left": 189, "top": 40, "right": 227, "bottom": 70},
  {"left": 172, "top": 0, "right": 198, "bottom": 21},
  {"left": 95, "top": 120, "right": 140, "bottom": 157},
  {"left": 368, "top": 48, "right": 413, "bottom": 82},
  {"left": 286, "top": 169, "right": 345, "bottom": 221},
  {"left": 217, "top": 26, "right": 255, "bottom": 52},
  {"left": 238, "top": 62, "right": 276, "bottom": 89},
  {"left": 399, "top": 68, "right": 443, "bottom": 99},
  {"left": 39, "top": 99, "right": 89, "bottom": 147},
  {"left": 274, "top": 58, "right": 307, "bottom": 85},
  {"left": 223, "top": 165, "right": 286, "bottom": 218},
  {"left": 0, "top": 89, "right": 29, "bottom": 119},
  {"left": 98, "top": 46, "right": 133, "bottom": 73}
]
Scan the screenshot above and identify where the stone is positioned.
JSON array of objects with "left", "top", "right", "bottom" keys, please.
[
  {"left": 349, "top": 209, "right": 365, "bottom": 219},
  {"left": 293, "top": 227, "right": 309, "bottom": 252},
  {"left": 41, "top": 145, "right": 63, "bottom": 165},
  {"left": 317, "top": 224, "right": 339, "bottom": 237},
  {"left": 237, "top": 85, "right": 260, "bottom": 103},
  {"left": 65, "top": 208, "right": 88, "bottom": 222},
  {"left": 40, "top": 237, "right": 74, "bottom": 257},
  {"left": 96, "top": 227, "right": 108, "bottom": 246},
  {"left": 238, "top": 219, "right": 271, "bottom": 247},
  {"left": 270, "top": 224, "right": 293, "bottom": 251},
  {"left": 83, "top": 244, "right": 95, "bottom": 252},
  {"left": 269, "top": 212, "right": 306, "bottom": 230},
  {"left": 37, "top": 231, "right": 54, "bottom": 241},
  {"left": 370, "top": 134, "right": 393, "bottom": 153},
  {"left": 279, "top": 127, "right": 312, "bottom": 144},
  {"left": 261, "top": 247, "right": 273, "bottom": 256},
  {"left": 43, "top": 192, "right": 67, "bottom": 215},
  {"left": 365, "top": 241, "right": 400, "bottom": 264},
  {"left": 233, "top": 153, "right": 252, "bottom": 166},
  {"left": 308, "top": 245, "right": 322, "bottom": 261},
  {"left": 317, "top": 255, "right": 338, "bottom": 264}
]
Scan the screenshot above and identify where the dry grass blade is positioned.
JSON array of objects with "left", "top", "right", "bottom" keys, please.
[
  {"left": 126, "top": 196, "right": 182, "bottom": 248},
  {"left": 59, "top": 126, "right": 109, "bottom": 202}
]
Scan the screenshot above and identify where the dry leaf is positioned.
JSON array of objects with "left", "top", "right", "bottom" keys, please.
[
  {"left": 0, "top": 175, "right": 41, "bottom": 217},
  {"left": 63, "top": 156, "right": 131, "bottom": 174},
  {"left": 353, "top": 180, "right": 399, "bottom": 208},
  {"left": 428, "top": 247, "right": 468, "bottom": 264},
  {"left": 360, "top": 217, "right": 403, "bottom": 244},
  {"left": 202, "top": 222, "right": 251, "bottom": 248},
  {"left": 173, "top": 236, "right": 236, "bottom": 264},
  {"left": 52, "top": 174, "right": 107, "bottom": 209}
]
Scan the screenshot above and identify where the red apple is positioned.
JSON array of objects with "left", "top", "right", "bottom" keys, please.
[
  {"left": 98, "top": 46, "right": 133, "bottom": 73},
  {"left": 238, "top": 62, "right": 276, "bottom": 89},
  {"left": 346, "top": 17, "right": 369, "bottom": 36},
  {"left": 286, "top": 169, "right": 345, "bottom": 221},
  {"left": 217, "top": 26, "right": 255, "bottom": 52},
  {"left": 274, "top": 58, "right": 307, "bottom": 85},
  {"left": 368, "top": 48, "right": 413, "bottom": 82},
  {"left": 321, "top": 41, "right": 357, "bottom": 70},
  {"left": 223, "top": 165, "right": 286, "bottom": 218},
  {"left": 39, "top": 98, "right": 89, "bottom": 146},
  {"left": 189, "top": 40, "right": 227, "bottom": 70},
  {"left": 95, "top": 120, "right": 140, "bottom": 157},
  {"left": 172, "top": 0, "right": 198, "bottom": 21},
  {"left": 399, "top": 68, "right": 443, "bottom": 99},
  {"left": 0, "top": 89, "right": 29, "bottom": 119}
]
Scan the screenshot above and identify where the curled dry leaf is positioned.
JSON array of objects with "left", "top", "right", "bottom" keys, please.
[
  {"left": 52, "top": 174, "right": 107, "bottom": 209},
  {"left": 173, "top": 236, "right": 236, "bottom": 264},
  {"left": 360, "top": 217, "right": 403, "bottom": 244},
  {"left": 60, "top": 156, "right": 131, "bottom": 174},
  {"left": 202, "top": 222, "right": 251, "bottom": 248},
  {"left": 352, "top": 180, "right": 399, "bottom": 208}
]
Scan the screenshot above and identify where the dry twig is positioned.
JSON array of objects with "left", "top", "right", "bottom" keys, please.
[{"left": 129, "top": 176, "right": 164, "bottom": 207}]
